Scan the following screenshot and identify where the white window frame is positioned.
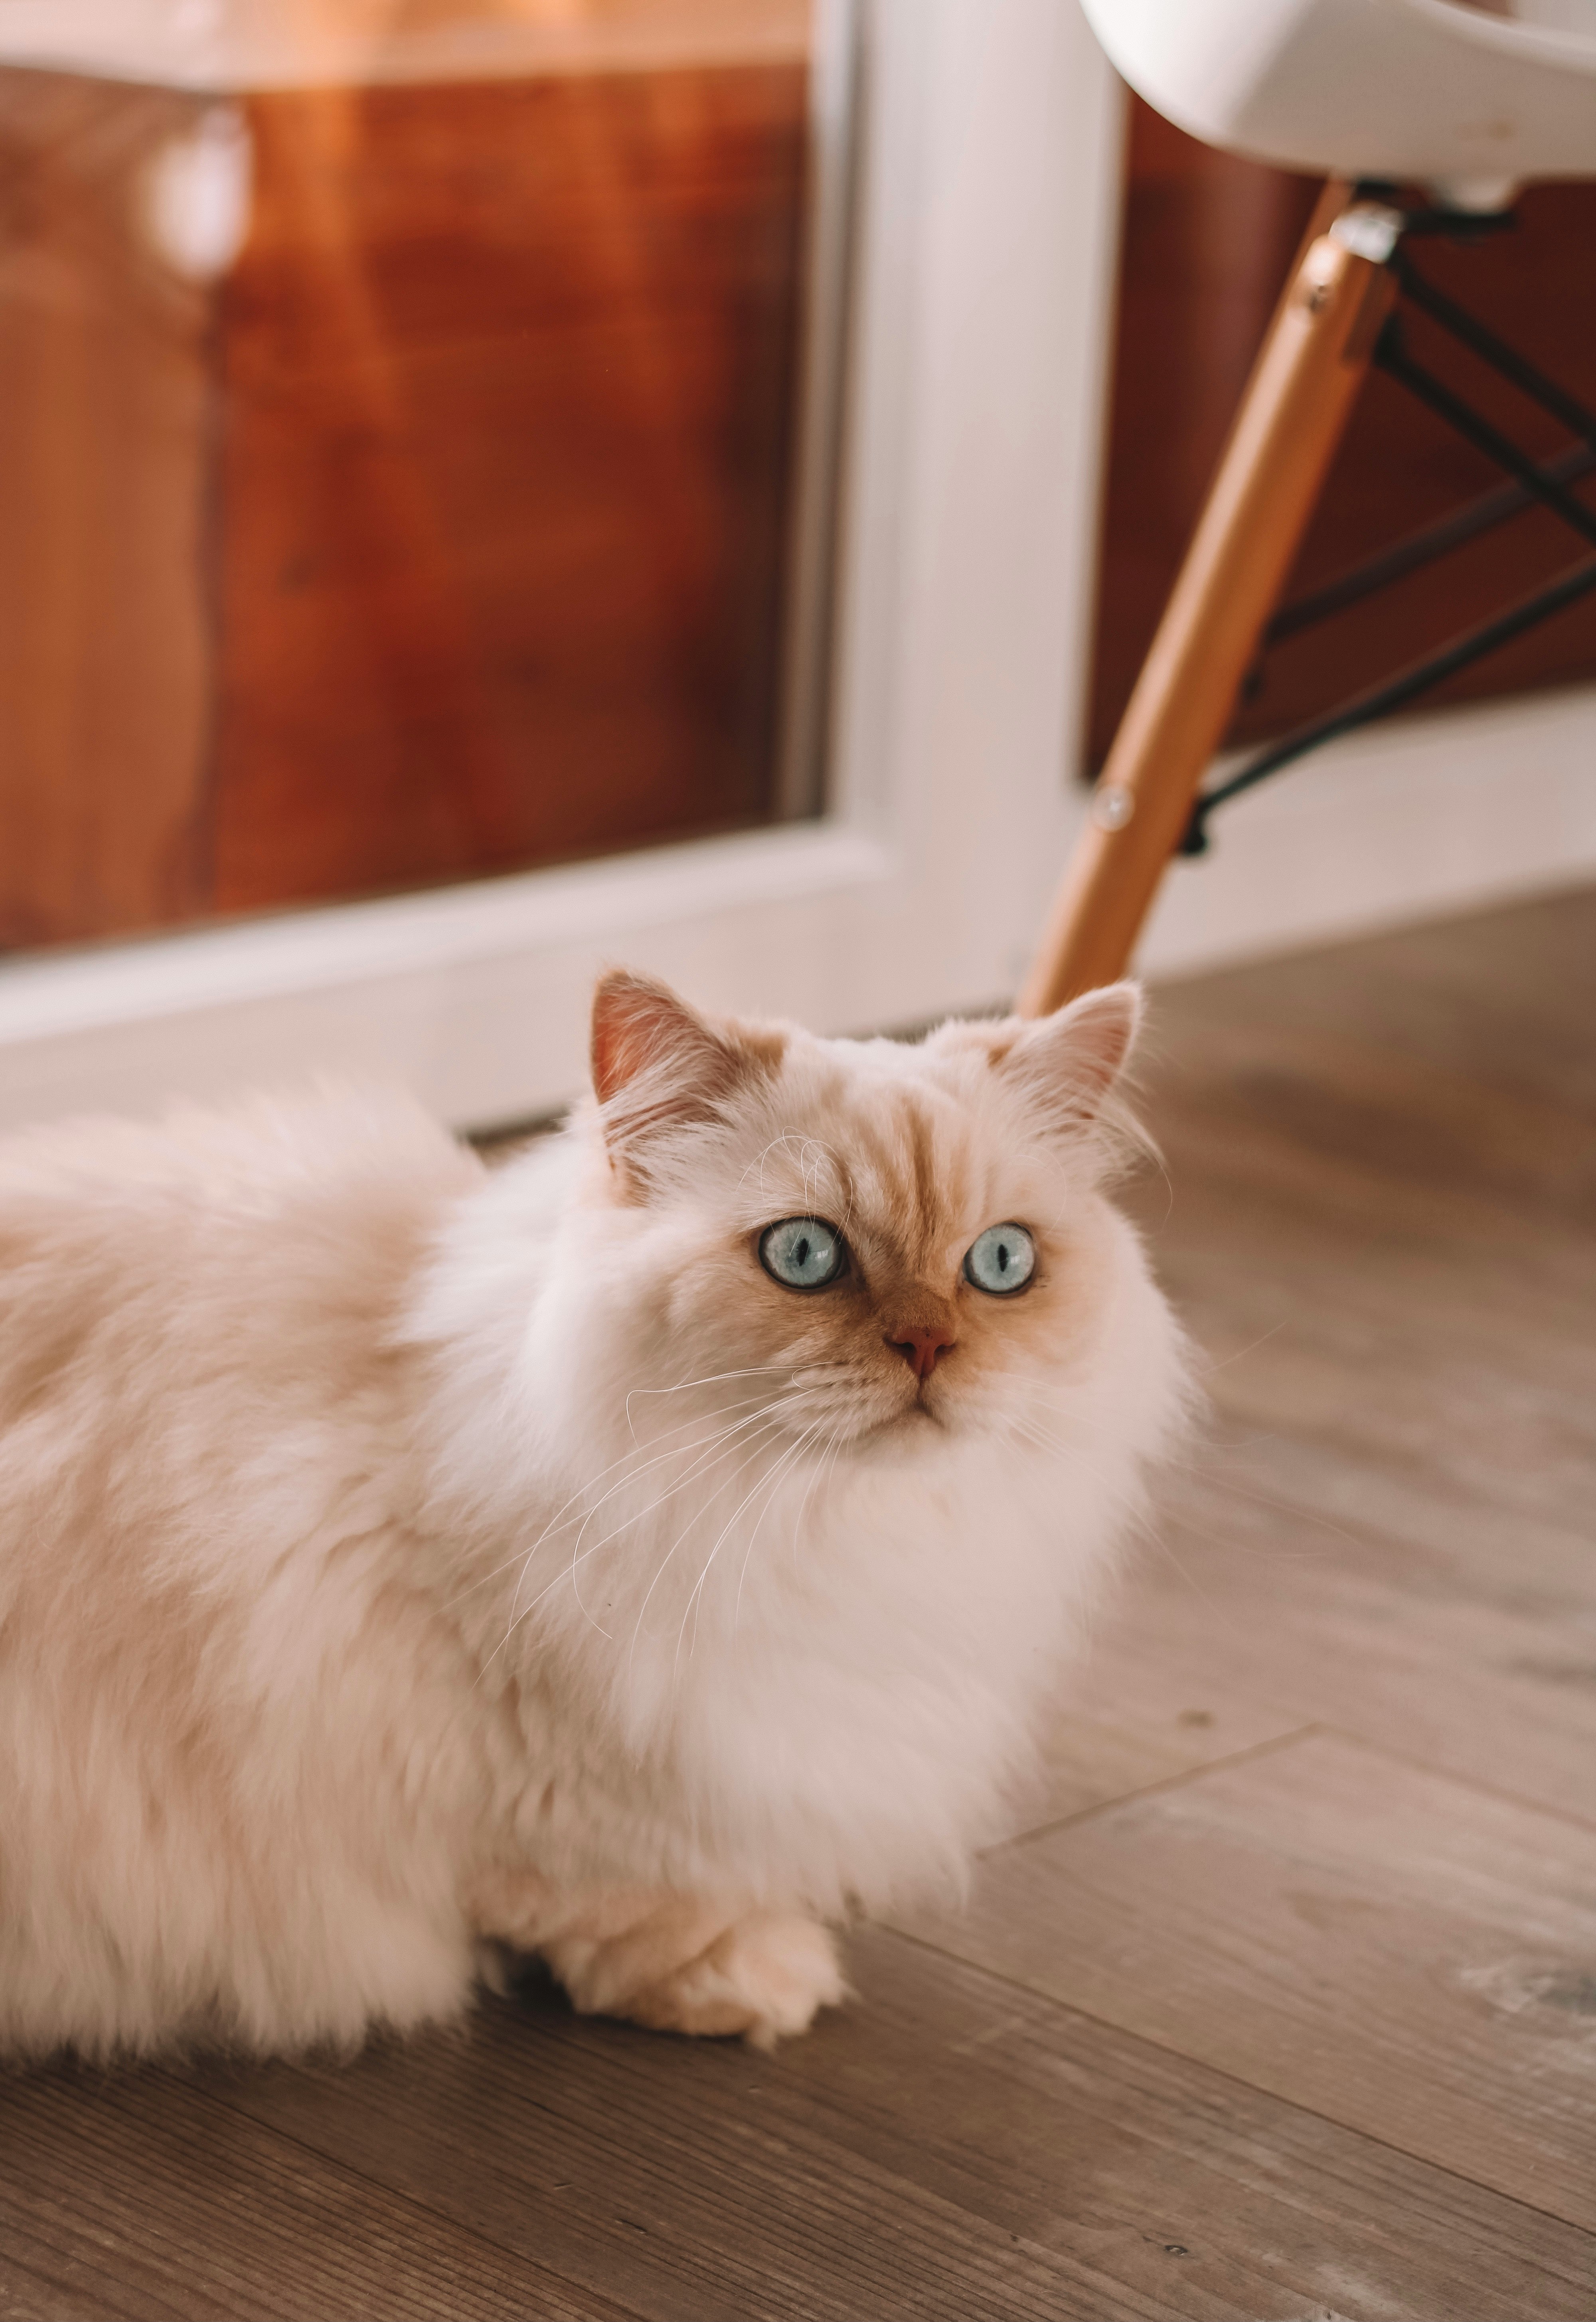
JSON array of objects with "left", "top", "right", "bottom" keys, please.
[{"left": 0, "top": 0, "right": 1125, "bottom": 1131}]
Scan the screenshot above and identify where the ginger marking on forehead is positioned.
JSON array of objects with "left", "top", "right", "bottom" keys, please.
[
  {"left": 909, "top": 1099, "right": 942, "bottom": 1270},
  {"left": 880, "top": 1090, "right": 962, "bottom": 1277}
]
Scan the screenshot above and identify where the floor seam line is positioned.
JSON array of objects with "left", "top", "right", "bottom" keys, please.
[
  {"left": 987, "top": 1722, "right": 1324, "bottom": 1852},
  {"left": 1312, "top": 1721, "right": 1596, "bottom": 1835},
  {"left": 871, "top": 1925, "right": 1596, "bottom": 2247},
  {"left": 135, "top": 2069, "right": 652, "bottom": 2322}
]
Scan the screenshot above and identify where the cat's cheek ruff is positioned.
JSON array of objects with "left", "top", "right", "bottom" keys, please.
[
  {"left": 490, "top": 1207, "right": 1191, "bottom": 1919},
  {"left": 561, "top": 1423, "right": 1155, "bottom": 1917}
]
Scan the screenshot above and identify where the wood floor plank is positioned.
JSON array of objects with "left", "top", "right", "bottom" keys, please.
[
  {"left": 1148, "top": 884, "right": 1596, "bottom": 1126},
  {"left": 0, "top": 2235, "right": 170, "bottom": 2322},
  {"left": 0, "top": 2061, "right": 632, "bottom": 2322},
  {"left": 1009, "top": 1695, "right": 1308, "bottom": 1836},
  {"left": 183, "top": 1995, "right": 1113, "bottom": 2322},
  {"left": 1143, "top": 1010, "right": 1596, "bottom": 1225},
  {"left": 1164, "top": 1185, "right": 1596, "bottom": 1486},
  {"left": 0, "top": 2243, "right": 150, "bottom": 2322},
  {"left": 1079, "top": 914, "right": 1596, "bottom": 1830},
  {"left": 815, "top": 1931, "right": 1596, "bottom": 2321},
  {"left": 901, "top": 1730, "right": 1596, "bottom": 2232},
  {"left": 65, "top": 1927, "right": 1594, "bottom": 2322},
  {"left": 1066, "top": 1456, "right": 1596, "bottom": 1832}
]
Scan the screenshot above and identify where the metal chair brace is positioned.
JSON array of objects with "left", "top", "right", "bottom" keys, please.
[{"left": 1181, "top": 207, "right": 1596, "bottom": 857}]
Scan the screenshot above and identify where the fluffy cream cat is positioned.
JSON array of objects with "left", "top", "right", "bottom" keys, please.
[{"left": 0, "top": 970, "right": 1187, "bottom": 2058}]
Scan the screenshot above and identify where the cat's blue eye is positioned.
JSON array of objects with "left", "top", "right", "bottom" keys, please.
[
  {"left": 759, "top": 1217, "right": 846, "bottom": 1291},
  {"left": 964, "top": 1223, "right": 1036, "bottom": 1296}
]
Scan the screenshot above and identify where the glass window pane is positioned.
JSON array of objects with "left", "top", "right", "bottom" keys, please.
[{"left": 0, "top": 1, "right": 850, "bottom": 947}]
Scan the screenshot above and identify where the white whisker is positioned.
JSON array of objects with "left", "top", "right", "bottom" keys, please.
[
  {"left": 624, "top": 1367, "right": 797, "bottom": 1441},
  {"left": 496, "top": 1391, "right": 784, "bottom": 1635},
  {"left": 491, "top": 1408, "right": 803, "bottom": 1671},
  {"left": 477, "top": 1399, "right": 807, "bottom": 1674},
  {"left": 677, "top": 1419, "right": 820, "bottom": 1672},
  {"left": 626, "top": 1415, "right": 801, "bottom": 1681},
  {"left": 563, "top": 1395, "right": 807, "bottom": 1635},
  {"left": 737, "top": 1415, "right": 830, "bottom": 1629},
  {"left": 447, "top": 1386, "right": 784, "bottom": 1619},
  {"left": 557, "top": 1393, "right": 808, "bottom": 1605}
]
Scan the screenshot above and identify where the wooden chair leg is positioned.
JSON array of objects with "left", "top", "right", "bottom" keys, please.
[{"left": 1019, "top": 183, "right": 1397, "bottom": 1016}]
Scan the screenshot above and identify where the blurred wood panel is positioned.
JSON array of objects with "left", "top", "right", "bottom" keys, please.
[
  {"left": 213, "top": 65, "right": 807, "bottom": 913},
  {"left": 1088, "top": 99, "right": 1596, "bottom": 769},
  {"left": 0, "top": 72, "right": 215, "bottom": 950},
  {"left": 0, "top": 51, "right": 807, "bottom": 947}
]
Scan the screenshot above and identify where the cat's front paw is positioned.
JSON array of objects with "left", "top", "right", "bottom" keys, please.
[{"left": 627, "top": 1910, "right": 846, "bottom": 2050}]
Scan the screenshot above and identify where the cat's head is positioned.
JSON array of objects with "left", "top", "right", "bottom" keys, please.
[{"left": 575, "top": 969, "right": 1155, "bottom": 1458}]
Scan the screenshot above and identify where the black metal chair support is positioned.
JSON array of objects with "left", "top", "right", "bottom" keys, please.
[
  {"left": 1181, "top": 211, "right": 1596, "bottom": 857},
  {"left": 1262, "top": 439, "right": 1596, "bottom": 649}
]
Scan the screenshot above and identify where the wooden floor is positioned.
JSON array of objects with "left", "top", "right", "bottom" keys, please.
[{"left": 5, "top": 887, "right": 1595, "bottom": 2322}]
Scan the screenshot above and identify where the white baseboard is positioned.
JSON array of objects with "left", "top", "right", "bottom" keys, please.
[
  {"left": 2, "top": 682, "right": 1590, "bottom": 1136},
  {"left": 0, "top": 824, "right": 897, "bottom": 1134},
  {"left": 3, "top": 678, "right": 1589, "bottom": 1138},
  {"left": 1136, "top": 681, "right": 1596, "bottom": 985}
]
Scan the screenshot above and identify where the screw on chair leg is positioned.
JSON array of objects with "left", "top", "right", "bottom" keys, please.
[{"left": 1018, "top": 182, "right": 1396, "bottom": 1017}]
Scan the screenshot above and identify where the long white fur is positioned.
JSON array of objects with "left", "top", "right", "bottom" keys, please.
[{"left": 0, "top": 982, "right": 1189, "bottom": 2058}]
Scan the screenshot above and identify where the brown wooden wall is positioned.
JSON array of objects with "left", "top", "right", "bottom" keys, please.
[
  {"left": 213, "top": 65, "right": 808, "bottom": 917},
  {"left": 0, "top": 58, "right": 807, "bottom": 949},
  {"left": 1088, "top": 98, "right": 1596, "bottom": 773},
  {"left": 0, "top": 73, "right": 218, "bottom": 951}
]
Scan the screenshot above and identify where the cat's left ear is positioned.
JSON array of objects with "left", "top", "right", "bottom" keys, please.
[
  {"left": 591, "top": 968, "right": 782, "bottom": 1193},
  {"left": 991, "top": 981, "right": 1142, "bottom": 1140}
]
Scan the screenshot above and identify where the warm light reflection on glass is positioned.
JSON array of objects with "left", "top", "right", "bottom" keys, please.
[
  {"left": 0, "top": 0, "right": 837, "bottom": 948},
  {"left": 0, "top": 2, "right": 812, "bottom": 85}
]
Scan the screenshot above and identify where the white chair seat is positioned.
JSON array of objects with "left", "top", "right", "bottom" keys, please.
[{"left": 1080, "top": 0, "right": 1596, "bottom": 199}]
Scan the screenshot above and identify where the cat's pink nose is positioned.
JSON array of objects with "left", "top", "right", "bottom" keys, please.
[{"left": 888, "top": 1326, "right": 956, "bottom": 1381}]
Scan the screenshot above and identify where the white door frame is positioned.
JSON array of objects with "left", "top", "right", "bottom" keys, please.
[
  {"left": 13, "top": 0, "right": 1588, "bottom": 1134},
  {"left": 0, "top": 0, "right": 1126, "bottom": 1132}
]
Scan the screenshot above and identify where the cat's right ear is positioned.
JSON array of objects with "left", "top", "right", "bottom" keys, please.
[
  {"left": 590, "top": 969, "right": 781, "bottom": 1196},
  {"left": 990, "top": 980, "right": 1143, "bottom": 1144}
]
